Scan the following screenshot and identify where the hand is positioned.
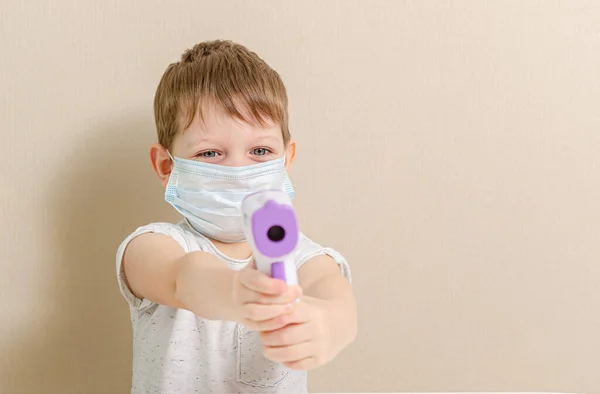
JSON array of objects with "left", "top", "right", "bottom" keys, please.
[
  {"left": 260, "top": 296, "right": 340, "bottom": 371},
  {"left": 232, "top": 260, "right": 303, "bottom": 332}
]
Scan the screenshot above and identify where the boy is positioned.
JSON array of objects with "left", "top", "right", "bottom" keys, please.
[{"left": 116, "top": 40, "right": 357, "bottom": 393}]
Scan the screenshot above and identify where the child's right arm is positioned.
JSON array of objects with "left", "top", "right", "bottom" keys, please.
[{"left": 122, "top": 233, "right": 301, "bottom": 331}]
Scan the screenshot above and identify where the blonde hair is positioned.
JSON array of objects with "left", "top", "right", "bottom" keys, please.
[{"left": 153, "top": 40, "right": 290, "bottom": 151}]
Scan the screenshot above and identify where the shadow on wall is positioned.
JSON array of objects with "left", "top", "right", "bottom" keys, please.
[{"left": 3, "top": 115, "right": 175, "bottom": 394}]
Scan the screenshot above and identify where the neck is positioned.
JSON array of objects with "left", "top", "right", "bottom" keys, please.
[{"left": 210, "top": 238, "right": 253, "bottom": 260}]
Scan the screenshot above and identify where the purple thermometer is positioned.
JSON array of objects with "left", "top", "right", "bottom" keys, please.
[{"left": 241, "top": 190, "right": 299, "bottom": 286}]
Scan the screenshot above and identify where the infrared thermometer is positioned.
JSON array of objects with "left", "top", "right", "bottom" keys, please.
[{"left": 241, "top": 189, "right": 299, "bottom": 286}]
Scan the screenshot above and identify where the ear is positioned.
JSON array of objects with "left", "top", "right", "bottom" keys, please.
[
  {"left": 150, "top": 143, "right": 173, "bottom": 187},
  {"left": 284, "top": 140, "right": 296, "bottom": 171}
]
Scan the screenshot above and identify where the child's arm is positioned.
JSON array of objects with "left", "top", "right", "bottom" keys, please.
[
  {"left": 298, "top": 254, "right": 355, "bottom": 307},
  {"left": 260, "top": 255, "right": 357, "bottom": 370},
  {"left": 299, "top": 254, "right": 357, "bottom": 343},
  {"left": 122, "top": 233, "right": 301, "bottom": 330}
]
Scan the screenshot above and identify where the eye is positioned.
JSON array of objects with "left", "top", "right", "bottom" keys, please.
[
  {"left": 251, "top": 148, "right": 270, "bottom": 156},
  {"left": 197, "top": 150, "right": 220, "bottom": 158}
]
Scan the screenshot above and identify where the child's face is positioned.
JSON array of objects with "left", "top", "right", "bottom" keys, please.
[{"left": 150, "top": 102, "right": 296, "bottom": 187}]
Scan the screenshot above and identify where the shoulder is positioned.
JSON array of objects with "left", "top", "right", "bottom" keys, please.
[
  {"left": 117, "top": 221, "right": 198, "bottom": 255},
  {"left": 114, "top": 221, "right": 206, "bottom": 311},
  {"left": 116, "top": 222, "right": 194, "bottom": 312},
  {"left": 294, "top": 233, "right": 352, "bottom": 283},
  {"left": 116, "top": 220, "right": 212, "bottom": 277}
]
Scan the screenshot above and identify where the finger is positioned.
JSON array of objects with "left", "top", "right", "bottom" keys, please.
[
  {"left": 284, "top": 300, "right": 311, "bottom": 325},
  {"left": 263, "top": 341, "right": 313, "bottom": 363},
  {"left": 242, "top": 302, "right": 293, "bottom": 322},
  {"left": 239, "top": 266, "right": 287, "bottom": 295},
  {"left": 246, "top": 310, "right": 294, "bottom": 332},
  {"left": 246, "top": 285, "right": 302, "bottom": 305},
  {"left": 283, "top": 357, "right": 317, "bottom": 371},
  {"left": 260, "top": 323, "right": 312, "bottom": 347}
]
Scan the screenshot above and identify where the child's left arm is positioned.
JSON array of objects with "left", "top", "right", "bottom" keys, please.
[{"left": 260, "top": 254, "right": 357, "bottom": 370}]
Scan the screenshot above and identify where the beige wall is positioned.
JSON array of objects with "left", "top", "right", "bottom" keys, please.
[{"left": 1, "top": 1, "right": 599, "bottom": 393}]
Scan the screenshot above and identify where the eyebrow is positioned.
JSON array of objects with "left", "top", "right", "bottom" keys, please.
[
  {"left": 184, "top": 132, "right": 281, "bottom": 148},
  {"left": 185, "top": 137, "right": 212, "bottom": 148},
  {"left": 253, "top": 134, "right": 281, "bottom": 143}
]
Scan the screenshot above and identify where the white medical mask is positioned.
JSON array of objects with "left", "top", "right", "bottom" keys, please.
[{"left": 165, "top": 153, "right": 294, "bottom": 243}]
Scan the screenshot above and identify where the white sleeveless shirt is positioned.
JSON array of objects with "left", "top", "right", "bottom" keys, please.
[{"left": 116, "top": 220, "right": 351, "bottom": 394}]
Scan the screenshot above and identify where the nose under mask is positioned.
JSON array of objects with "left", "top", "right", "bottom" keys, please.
[{"left": 164, "top": 153, "right": 295, "bottom": 243}]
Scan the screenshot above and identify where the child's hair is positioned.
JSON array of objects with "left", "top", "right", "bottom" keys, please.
[{"left": 153, "top": 40, "right": 290, "bottom": 151}]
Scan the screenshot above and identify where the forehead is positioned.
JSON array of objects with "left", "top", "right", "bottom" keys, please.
[{"left": 180, "top": 101, "right": 283, "bottom": 144}]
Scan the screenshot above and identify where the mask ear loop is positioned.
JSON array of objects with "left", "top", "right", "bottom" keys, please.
[{"left": 166, "top": 150, "right": 175, "bottom": 162}]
